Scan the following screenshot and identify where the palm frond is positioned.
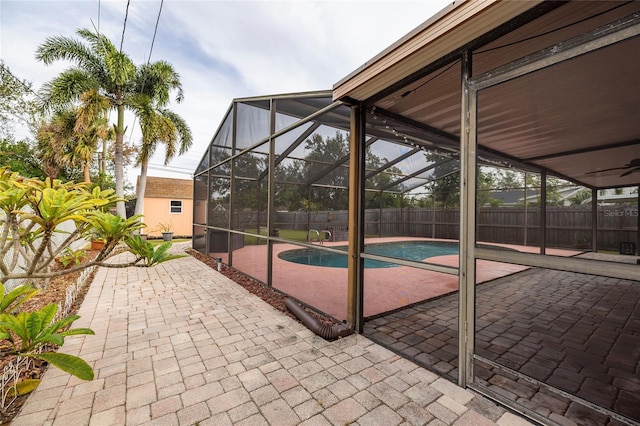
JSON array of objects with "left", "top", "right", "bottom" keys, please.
[
  {"left": 75, "top": 88, "right": 111, "bottom": 133},
  {"left": 104, "top": 50, "right": 136, "bottom": 87},
  {"left": 159, "top": 108, "right": 193, "bottom": 155},
  {"left": 38, "top": 69, "right": 97, "bottom": 112},
  {"left": 137, "top": 61, "right": 183, "bottom": 107},
  {"left": 36, "top": 35, "right": 94, "bottom": 66},
  {"left": 77, "top": 28, "right": 115, "bottom": 55}
]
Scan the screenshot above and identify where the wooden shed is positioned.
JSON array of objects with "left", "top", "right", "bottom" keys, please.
[{"left": 140, "top": 176, "right": 193, "bottom": 238}]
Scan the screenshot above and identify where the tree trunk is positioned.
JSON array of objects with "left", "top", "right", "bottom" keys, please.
[
  {"left": 101, "top": 138, "right": 107, "bottom": 174},
  {"left": 114, "top": 100, "right": 126, "bottom": 218},
  {"left": 83, "top": 163, "right": 91, "bottom": 183},
  {"left": 134, "top": 161, "right": 148, "bottom": 217}
]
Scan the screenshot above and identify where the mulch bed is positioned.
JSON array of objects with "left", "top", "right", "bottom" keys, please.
[
  {"left": 0, "top": 250, "right": 99, "bottom": 424},
  {"left": 186, "top": 248, "right": 336, "bottom": 328}
]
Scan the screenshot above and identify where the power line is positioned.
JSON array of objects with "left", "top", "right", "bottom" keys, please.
[
  {"left": 0, "top": 63, "right": 44, "bottom": 103},
  {"left": 148, "top": 164, "right": 194, "bottom": 176},
  {"left": 119, "top": 0, "right": 130, "bottom": 53},
  {"left": 147, "top": 0, "right": 164, "bottom": 64},
  {"left": 127, "top": 0, "right": 165, "bottom": 146},
  {"left": 148, "top": 162, "right": 194, "bottom": 172}
]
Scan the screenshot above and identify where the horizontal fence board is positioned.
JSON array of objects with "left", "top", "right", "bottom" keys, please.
[{"left": 265, "top": 205, "right": 639, "bottom": 251}]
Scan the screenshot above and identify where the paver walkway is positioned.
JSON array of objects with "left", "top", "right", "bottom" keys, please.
[
  {"left": 365, "top": 252, "right": 640, "bottom": 425},
  {"left": 13, "top": 244, "right": 531, "bottom": 425}
]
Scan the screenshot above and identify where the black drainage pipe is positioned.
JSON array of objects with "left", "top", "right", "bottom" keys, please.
[{"left": 285, "top": 298, "right": 352, "bottom": 341}]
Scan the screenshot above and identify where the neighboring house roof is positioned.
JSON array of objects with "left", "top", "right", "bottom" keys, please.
[
  {"left": 490, "top": 190, "right": 538, "bottom": 206},
  {"left": 212, "top": 204, "right": 227, "bottom": 212},
  {"left": 521, "top": 186, "right": 584, "bottom": 206},
  {"left": 593, "top": 192, "right": 639, "bottom": 204},
  {"left": 490, "top": 186, "right": 596, "bottom": 206},
  {"left": 141, "top": 176, "right": 193, "bottom": 199}
]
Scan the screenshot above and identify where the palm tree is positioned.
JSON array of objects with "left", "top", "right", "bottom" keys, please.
[
  {"left": 36, "top": 102, "right": 111, "bottom": 183},
  {"left": 130, "top": 61, "right": 192, "bottom": 216},
  {"left": 132, "top": 98, "right": 192, "bottom": 216},
  {"left": 72, "top": 89, "right": 112, "bottom": 182},
  {"left": 36, "top": 28, "right": 134, "bottom": 216},
  {"left": 36, "top": 28, "right": 186, "bottom": 218},
  {"left": 36, "top": 112, "right": 68, "bottom": 179}
]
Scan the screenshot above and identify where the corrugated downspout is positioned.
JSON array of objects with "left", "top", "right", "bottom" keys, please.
[{"left": 285, "top": 298, "right": 352, "bottom": 341}]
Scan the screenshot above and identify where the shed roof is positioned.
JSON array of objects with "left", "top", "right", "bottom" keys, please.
[{"left": 142, "top": 176, "right": 193, "bottom": 199}]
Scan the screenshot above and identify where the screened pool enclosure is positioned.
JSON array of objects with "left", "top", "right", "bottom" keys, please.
[
  {"left": 193, "top": 88, "right": 640, "bottom": 425},
  {"left": 194, "top": 2, "right": 640, "bottom": 424},
  {"left": 193, "top": 91, "right": 477, "bottom": 321}
]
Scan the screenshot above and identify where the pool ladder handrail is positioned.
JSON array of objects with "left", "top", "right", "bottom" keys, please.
[
  {"left": 308, "top": 229, "right": 331, "bottom": 245},
  {"left": 308, "top": 229, "right": 320, "bottom": 243}
]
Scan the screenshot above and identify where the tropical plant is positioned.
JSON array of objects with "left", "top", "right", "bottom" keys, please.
[
  {"left": 157, "top": 221, "right": 172, "bottom": 233},
  {"left": 56, "top": 247, "right": 87, "bottom": 268},
  {"left": 0, "top": 294, "right": 94, "bottom": 381},
  {"left": 0, "top": 167, "right": 185, "bottom": 393},
  {"left": 125, "top": 235, "right": 183, "bottom": 266},
  {"left": 36, "top": 28, "right": 133, "bottom": 216},
  {"left": 132, "top": 91, "right": 192, "bottom": 216},
  {"left": 36, "top": 28, "right": 188, "bottom": 218},
  {"left": 124, "top": 60, "right": 193, "bottom": 217},
  {"left": 0, "top": 167, "right": 179, "bottom": 287},
  {"left": 0, "top": 285, "right": 38, "bottom": 315}
]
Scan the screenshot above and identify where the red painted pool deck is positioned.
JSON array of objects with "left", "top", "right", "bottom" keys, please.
[{"left": 214, "top": 238, "right": 580, "bottom": 321}]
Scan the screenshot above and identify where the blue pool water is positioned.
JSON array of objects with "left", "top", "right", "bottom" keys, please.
[{"left": 278, "top": 241, "right": 460, "bottom": 269}]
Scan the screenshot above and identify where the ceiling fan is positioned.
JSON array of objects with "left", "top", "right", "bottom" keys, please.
[{"left": 585, "top": 158, "right": 640, "bottom": 177}]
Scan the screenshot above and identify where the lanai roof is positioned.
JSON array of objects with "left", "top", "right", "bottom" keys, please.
[{"left": 333, "top": 1, "right": 640, "bottom": 191}]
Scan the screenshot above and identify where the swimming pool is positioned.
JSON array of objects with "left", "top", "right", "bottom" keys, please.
[{"left": 278, "top": 240, "right": 461, "bottom": 269}]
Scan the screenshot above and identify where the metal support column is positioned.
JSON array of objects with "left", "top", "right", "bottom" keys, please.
[
  {"left": 203, "top": 170, "right": 210, "bottom": 255},
  {"left": 267, "top": 98, "right": 276, "bottom": 286},
  {"left": 306, "top": 186, "right": 312, "bottom": 239},
  {"left": 379, "top": 190, "right": 383, "bottom": 237},
  {"left": 228, "top": 102, "right": 238, "bottom": 266},
  {"left": 347, "top": 104, "right": 366, "bottom": 332},
  {"left": 591, "top": 188, "right": 598, "bottom": 252},
  {"left": 459, "top": 50, "right": 476, "bottom": 387},
  {"left": 523, "top": 171, "right": 528, "bottom": 246},
  {"left": 432, "top": 191, "right": 436, "bottom": 239},
  {"left": 637, "top": 189, "right": 640, "bottom": 255},
  {"left": 540, "top": 170, "right": 547, "bottom": 255}
]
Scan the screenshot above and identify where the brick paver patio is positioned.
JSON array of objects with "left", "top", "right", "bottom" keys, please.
[
  {"left": 365, "top": 253, "right": 640, "bottom": 425},
  {"left": 12, "top": 243, "right": 532, "bottom": 425}
]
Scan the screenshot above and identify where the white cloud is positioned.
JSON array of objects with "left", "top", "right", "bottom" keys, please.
[{"left": 1, "top": 0, "right": 451, "bottom": 182}]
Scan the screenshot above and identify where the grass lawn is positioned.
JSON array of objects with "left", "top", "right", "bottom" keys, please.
[
  {"left": 243, "top": 228, "right": 309, "bottom": 245},
  {"left": 148, "top": 238, "right": 192, "bottom": 246}
]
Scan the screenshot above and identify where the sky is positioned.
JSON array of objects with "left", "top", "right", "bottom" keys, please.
[{"left": 0, "top": 0, "right": 451, "bottom": 185}]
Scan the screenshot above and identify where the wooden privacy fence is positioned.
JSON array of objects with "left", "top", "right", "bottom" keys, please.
[
  {"left": 481, "top": 205, "right": 637, "bottom": 251},
  {"left": 271, "top": 205, "right": 638, "bottom": 251}
]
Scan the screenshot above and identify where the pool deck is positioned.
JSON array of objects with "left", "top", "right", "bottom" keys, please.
[{"left": 217, "top": 237, "right": 580, "bottom": 320}]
